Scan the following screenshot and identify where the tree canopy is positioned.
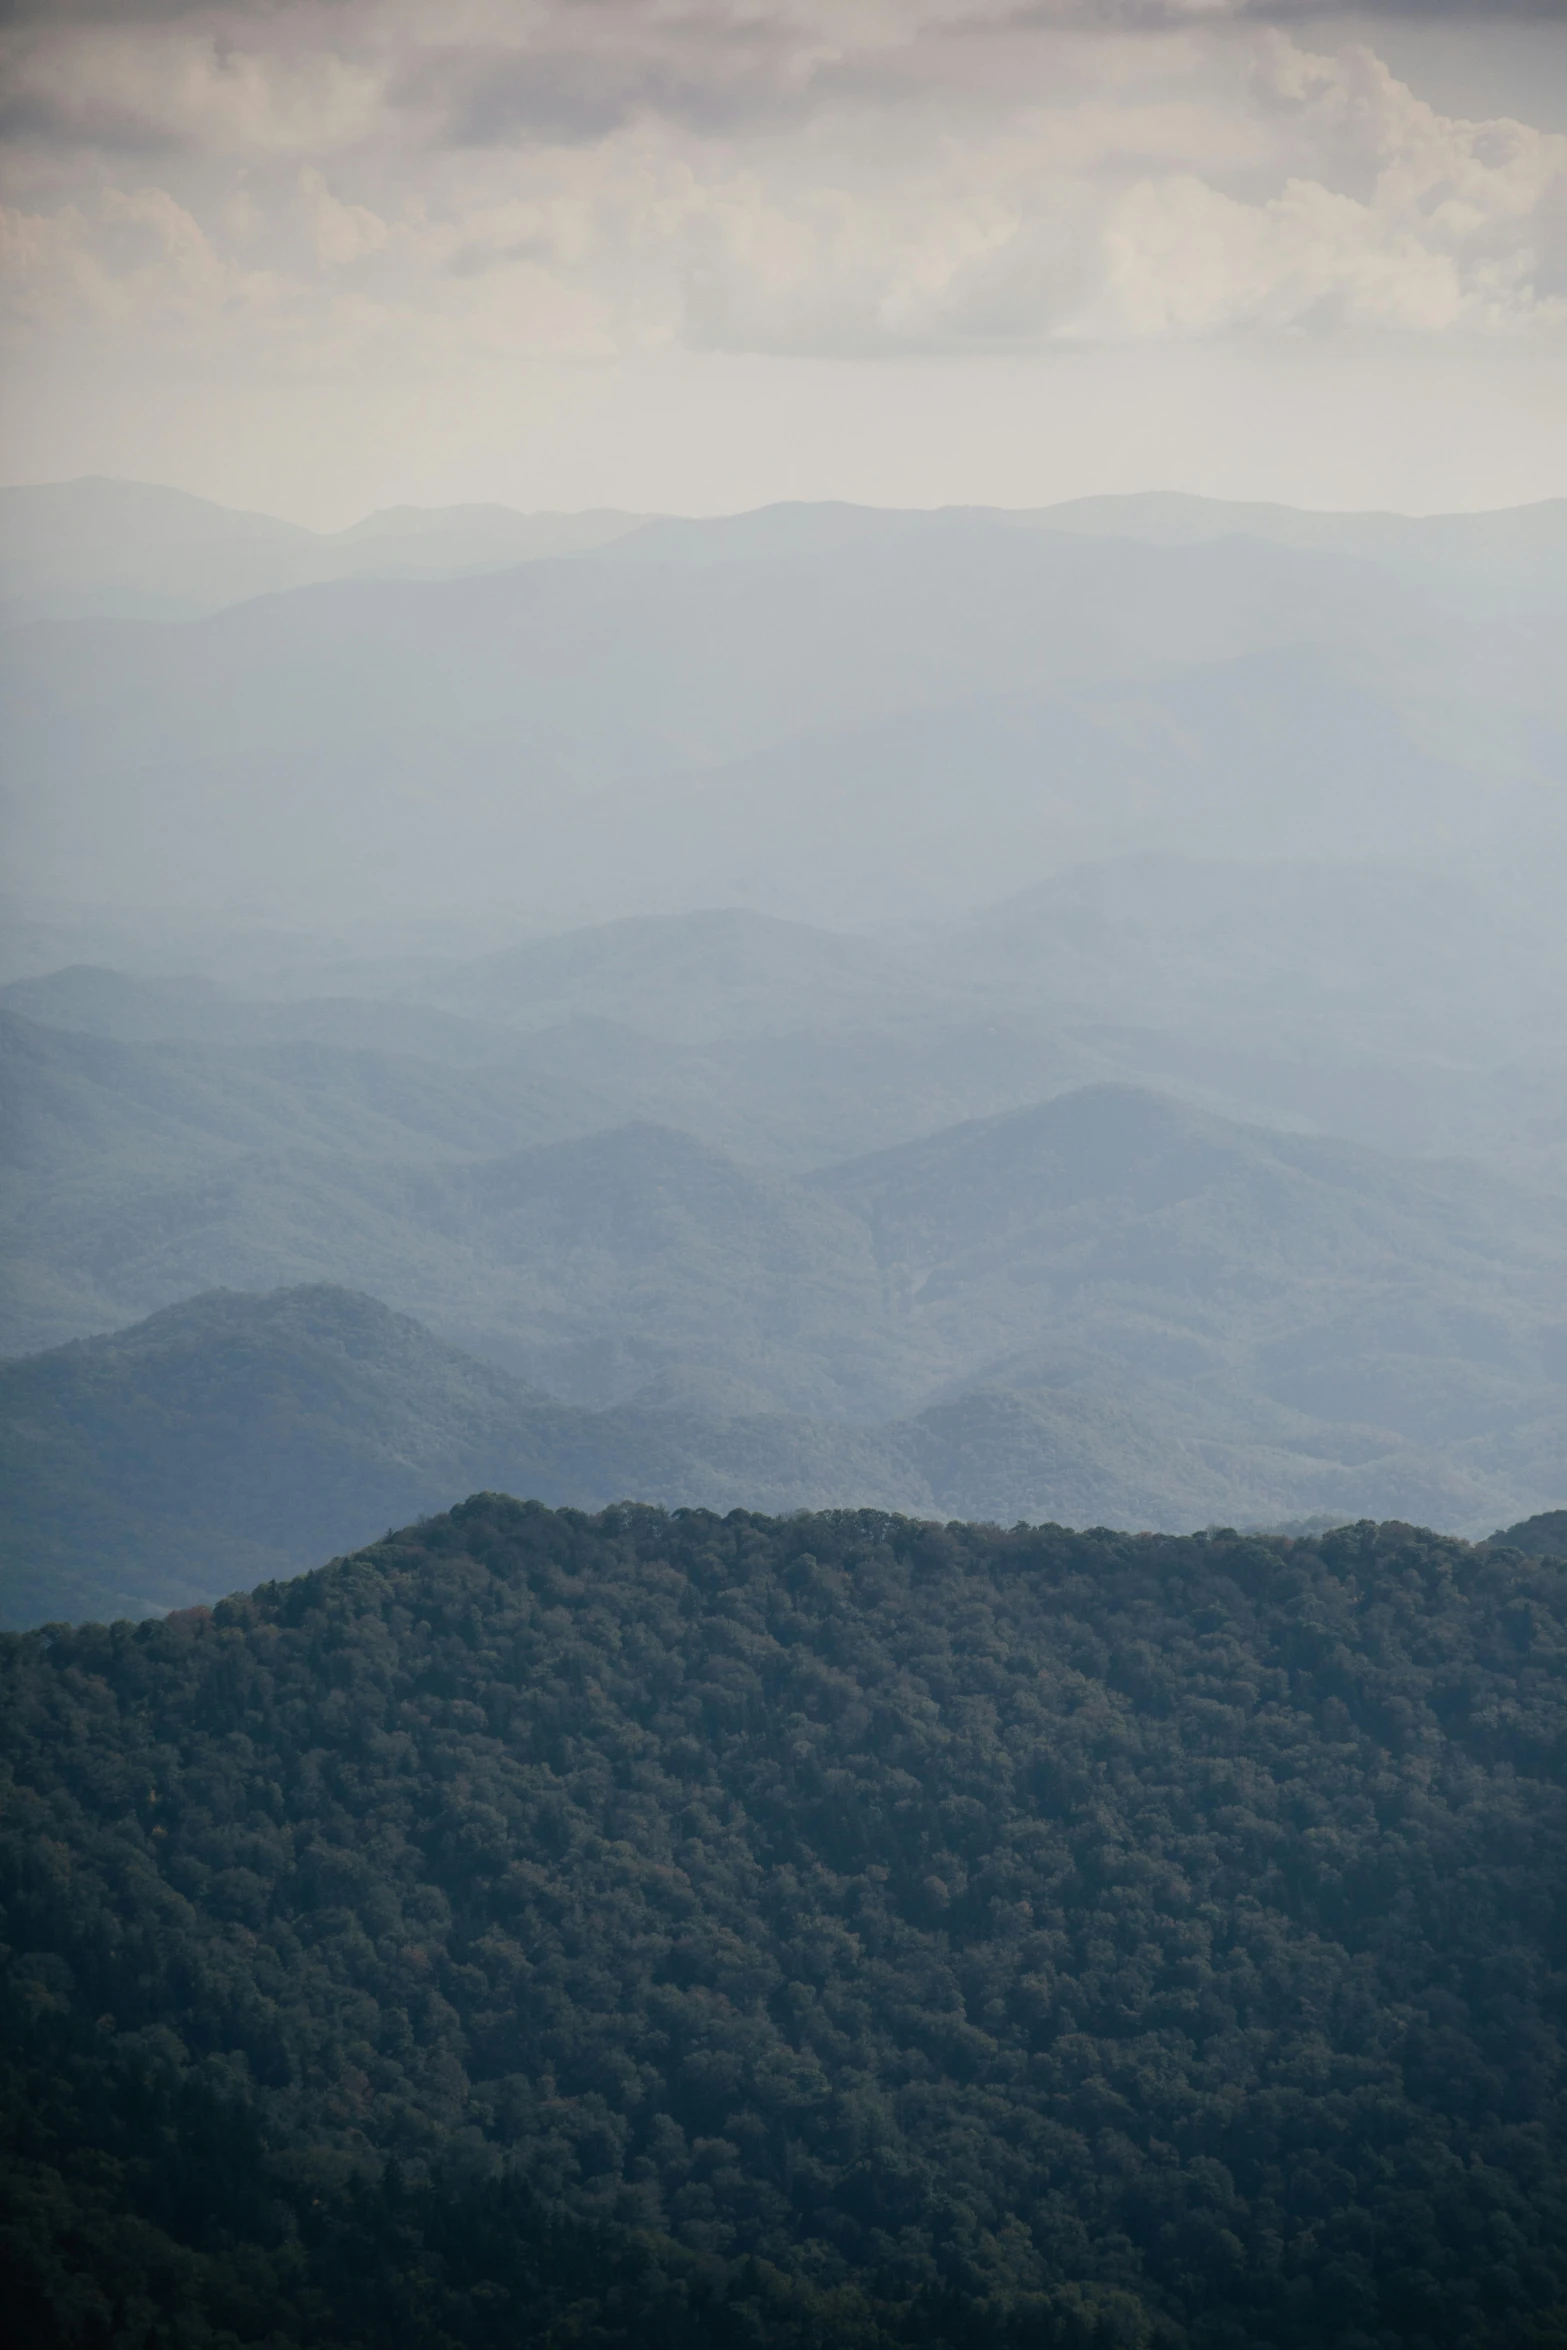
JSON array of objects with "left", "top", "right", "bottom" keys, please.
[{"left": 4, "top": 1498, "right": 1567, "bottom": 2347}]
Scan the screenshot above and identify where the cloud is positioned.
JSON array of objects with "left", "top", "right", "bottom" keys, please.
[
  {"left": 0, "top": 20, "right": 384, "bottom": 153},
  {"left": 0, "top": 0, "right": 1562, "bottom": 382},
  {"left": 299, "top": 163, "right": 386, "bottom": 264},
  {"left": 1, "top": 2, "right": 1558, "bottom": 20}
]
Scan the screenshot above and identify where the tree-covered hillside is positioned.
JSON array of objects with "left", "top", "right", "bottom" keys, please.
[
  {"left": 1496, "top": 1509, "right": 1567, "bottom": 1558},
  {"left": 5, "top": 1500, "right": 1567, "bottom": 2345}
]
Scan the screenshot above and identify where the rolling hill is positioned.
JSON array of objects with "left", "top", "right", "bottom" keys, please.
[{"left": 0, "top": 1283, "right": 1293, "bottom": 1628}]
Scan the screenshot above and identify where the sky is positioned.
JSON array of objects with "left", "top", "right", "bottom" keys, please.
[{"left": 1, "top": 0, "right": 1565, "bottom": 525}]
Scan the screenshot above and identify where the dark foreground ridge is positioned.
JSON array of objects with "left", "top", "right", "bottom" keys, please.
[{"left": 4, "top": 1498, "right": 1567, "bottom": 2347}]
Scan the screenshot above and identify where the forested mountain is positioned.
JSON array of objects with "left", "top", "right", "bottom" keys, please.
[
  {"left": 6, "top": 1499, "right": 1567, "bottom": 2346},
  {"left": 5, "top": 483, "right": 1567, "bottom": 2341}
]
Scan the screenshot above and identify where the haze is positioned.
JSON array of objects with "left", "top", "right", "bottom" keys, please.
[{"left": 2, "top": 0, "right": 1566, "bottom": 1582}]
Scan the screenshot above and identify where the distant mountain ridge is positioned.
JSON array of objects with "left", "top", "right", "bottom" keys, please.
[
  {"left": 8, "top": 870, "right": 1567, "bottom": 1178},
  {"left": 11, "top": 1012, "right": 1565, "bottom": 1433},
  {"left": 5, "top": 485, "right": 1562, "bottom": 930},
  {"left": 5, "top": 482, "right": 1566, "bottom": 1598},
  {"left": 6, "top": 1054, "right": 1567, "bottom": 1620},
  {"left": 0, "top": 1281, "right": 1221, "bottom": 1626},
  {"left": 9, "top": 519, "right": 1559, "bottom": 930},
  {"left": 8, "top": 477, "right": 1562, "bottom": 631},
  {"left": 0, "top": 476, "right": 647, "bottom": 627},
  {"left": 6, "top": 1279, "right": 1566, "bottom": 1633}
]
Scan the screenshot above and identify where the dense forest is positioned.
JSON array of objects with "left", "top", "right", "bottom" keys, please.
[{"left": 5, "top": 1498, "right": 1567, "bottom": 2347}]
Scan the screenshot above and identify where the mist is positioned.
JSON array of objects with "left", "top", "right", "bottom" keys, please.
[{"left": 4, "top": 465, "right": 1567, "bottom": 1569}]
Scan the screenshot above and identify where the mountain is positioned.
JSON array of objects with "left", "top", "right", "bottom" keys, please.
[
  {"left": 8, "top": 1272, "right": 1566, "bottom": 1631},
  {"left": 927, "top": 853, "right": 1567, "bottom": 1071},
  {"left": 1018, "top": 487, "right": 1567, "bottom": 576},
  {"left": 10, "top": 895, "right": 1566, "bottom": 1200},
  {"left": 6, "top": 1063, "right": 1567, "bottom": 1617},
  {"left": 0, "top": 477, "right": 646, "bottom": 627},
  {"left": 8, "top": 506, "right": 1557, "bottom": 931},
  {"left": 12, "top": 986, "right": 1567, "bottom": 1372},
  {"left": 0, "top": 992, "right": 602, "bottom": 1170},
  {"left": 0, "top": 1285, "right": 554, "bottom": 1624},
  {"left": 5, "top": 1498, "right": 1567, "bottom": 2346},
  {"left": 0, "top": 1282, "right": 1301, "bottom": 1630},
  {"left": 811, "top": 1084, "right": 1567, "bottom": 1409},
  {"left": 0, "top": 1284, "right": 1000, "bottom": 1627},
  {"left": 0, "top": 1285, "right": 915, "bottom": 1626},
  {"left": 806, "top": 1087, "right": 1567, "bottom": 1504},
  {"left": 8, "top": 478, "right": 1564, "bottom": 631},
  {"left": 14, "top": 994, "right": 1566, "bottom": 1459},
  {"left": 12, "top": 859, "right": 1567, "bottom": 1176},
  {"left": 0, "top": 962, "right": 514, "bottom": 1061},
  {"left": 407, "top": 904, "right": 936, "bottom": 1041}
]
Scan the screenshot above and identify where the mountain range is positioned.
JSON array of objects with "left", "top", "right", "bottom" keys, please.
[
  {"left": 4, "top": 484, "right": 1567, "bottom": 1623},
  {"left": 1, "top": 1281, "right": 1173, "bottom": 1627},
  {"left": 8, "top": 476, "right": 1564, "bottom": 628},
  {"left": 0, "top": 476, "right": 646, "bottom": 628},
  {"left": 4, "top": 483, "right": 1564, "bottom": 934},
  {"left": 8, "top": 861, "right": 1567, "bottom": 1174},
  {"left": 6, "top": 1053, "right": 1567, "bottom": 1626}
]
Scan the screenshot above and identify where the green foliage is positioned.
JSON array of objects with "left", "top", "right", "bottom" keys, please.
[
  {"left": 1495, "top": 1511, "right": 1567, "bottom": 1560},
  {"left": 6, "top": 1991, "right": 1105, "bottom": 2350},
  {"left": 5, "top": 1499, "right": 1567, "bottom": 2346}
]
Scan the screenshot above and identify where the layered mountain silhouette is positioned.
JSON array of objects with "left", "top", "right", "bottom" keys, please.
[
  {"left": 6, "top": 1072, "right": 1567, "bottom": 1622},
  {"left": 6, "top": 493, "right": 1562, "bottom": 929},
  {"left": 9, "top": 873, "right": 1567, "bottom": 1180},
  {"left": 0, "top": 1285, "right": 901, "bottom": 1625},
  {"left": 7, "top": 1277, "right": 1566, "bottom": 1632},
  {"left": 5, "top": 488, "right": 1567, "bottom": 1620}
]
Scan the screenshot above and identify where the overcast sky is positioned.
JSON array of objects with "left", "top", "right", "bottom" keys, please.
[{"left": 2, "top": 0, "right": 1565, "bottom": 524}]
